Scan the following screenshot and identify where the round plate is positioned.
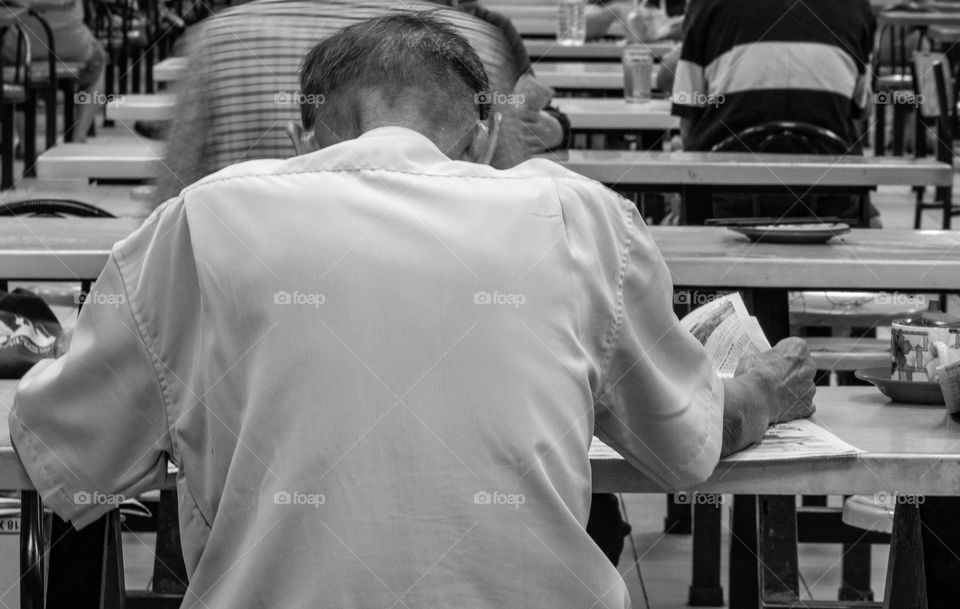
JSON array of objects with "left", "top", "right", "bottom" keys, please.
[
  {"left": 854, "top": 367, "right": 945, "bottom": 405},
  {"left": 728, "top": 223, "right": 851, "bottom": 244}
]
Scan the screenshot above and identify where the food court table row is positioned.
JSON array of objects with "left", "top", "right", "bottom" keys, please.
[{"left": 2, "top": 220, "right": 960, "bottom": 608}]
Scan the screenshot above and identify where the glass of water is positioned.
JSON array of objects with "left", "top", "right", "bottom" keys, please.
[
  {"left": 622, "top": 46, "right": 653, "bottom": 103},
  {"left": 557, "top": 0, "right": 586, "bottom": 46}
]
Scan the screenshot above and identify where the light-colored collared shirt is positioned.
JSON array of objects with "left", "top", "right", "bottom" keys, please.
[{"left": 11, "top": 127, "right": 722, "bottom": 609}]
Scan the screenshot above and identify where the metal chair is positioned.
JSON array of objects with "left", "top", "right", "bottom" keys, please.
[
  {"left": 0, "top": 1, "right": 31, "bottom": 189},
  {"left": 709, "top": 121, "right": 869, "bottom": 225},
  {"left": 910, "top": 51, "right": 960, "bottom": 228},
  {"left": 712, "top": 121, "right": 850, "bottom": 155}
]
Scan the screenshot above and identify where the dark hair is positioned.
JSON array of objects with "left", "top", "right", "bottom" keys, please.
[{"left": 299, "top": 11, "right": 492, "bottom": 130}]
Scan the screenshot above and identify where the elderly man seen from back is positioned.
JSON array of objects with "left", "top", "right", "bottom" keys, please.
[{"left": 11, "top": 13, "right": 815, "bottom": 609}]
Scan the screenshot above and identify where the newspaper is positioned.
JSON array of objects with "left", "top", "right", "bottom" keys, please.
[
  {"left": 679, "top": 293, "right": 769, "bottom": 378},
  {"left": 722, "top": 418, "right": 861, "bottom": 462},
  {"left": 588, "top": 420, "right": 862, "bottom": 462},
  {"left": 681, "top": 293, "right": 861, "bottom": 462}
]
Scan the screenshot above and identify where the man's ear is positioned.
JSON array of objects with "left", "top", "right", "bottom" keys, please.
[
  {"left": 285, "top": 122, "right": 318, "bottom": 156},
  {"left": 463, "top": 112, "right": 502, "bottom": 165}
]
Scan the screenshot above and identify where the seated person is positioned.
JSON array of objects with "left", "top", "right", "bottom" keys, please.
[
  {"left": 2, "top": 0, "right": 107, "bottom": 143},
  {"left": 434, "top": 0, "right": 570, "bottom": 153},
  {"left": 11, "top": 13, "right": 815, "bottom": 608},
  {"left": 670, "top": 0, "right": 878, "bottom": 223},
  {"left": 155, "top": 0, "right": 527, "bottom": 203},
  {"left": 586, "top": 0, "right": 686, "bottom": 40}
]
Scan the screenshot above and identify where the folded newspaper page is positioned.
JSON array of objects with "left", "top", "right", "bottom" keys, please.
[
  {"left": 588, "top": 293, "right": 862, "bottom": 465},
  {"left": 721, "top": 417, "right": 862, "bottom": 462},
  {"left": 678, "top": 293, "right": 769, "bottom": 378}
]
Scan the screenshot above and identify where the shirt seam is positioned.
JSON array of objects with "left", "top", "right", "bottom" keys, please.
[
  {"left": 111, "top": 250, "right": 178, "bottom": 465},
  {"left": 181, "top": 164, "right": 604, "bottom": 198},
  {"left": 596, "top": 198, "right": 633, "bottom": 394},
  {"left": 9, "top": 410, "right": 78, "bottom": 514}
]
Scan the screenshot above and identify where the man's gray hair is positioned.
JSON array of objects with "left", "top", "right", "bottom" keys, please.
[{"left": 299, "top": 11, "right": 492, "bottom": 130}]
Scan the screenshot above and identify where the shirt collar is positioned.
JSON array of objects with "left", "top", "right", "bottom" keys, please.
[{"left": 357, "top": 126, "right": 442, "bottom": 150}]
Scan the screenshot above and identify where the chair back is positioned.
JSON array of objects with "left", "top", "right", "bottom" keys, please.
[
  {"left": 710, "top": 121, "right": 850, "bottom": 155},
  {"left": 912, "top": 51, "right": 943, "bottom": 120},
  {"left": 911, "top": 51, "right": 955, "bottom": 162},
  {"left": 157, "top": 0, "right": 525, "bottom": 200}
]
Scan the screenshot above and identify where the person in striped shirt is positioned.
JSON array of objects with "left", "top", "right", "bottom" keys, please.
[
  {"left": 671, "top": 0, "right": 876, "bottom": 153},
  {"left": 670, "top": 0, "right": 878, "bottom": 223}
]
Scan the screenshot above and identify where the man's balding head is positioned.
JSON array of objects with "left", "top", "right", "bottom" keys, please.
[{"left": 298, "top": 12, "right": 495, "bottom": 159}]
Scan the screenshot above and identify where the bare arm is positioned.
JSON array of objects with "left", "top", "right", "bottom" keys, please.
[
  {"left": 585, "top": 2, "right": 626, "bottom": 39},
  {"left": 720, "top": 338, "right": 817, "bottom": 457}
]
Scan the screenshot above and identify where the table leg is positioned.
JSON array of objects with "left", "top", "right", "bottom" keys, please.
[
  {"left": 756, "top": 495, "right": 800, "bottom": 605},
  {"left": 46, "top": 514, "right": 109, "bottom": 608},
  {"left": 840, "top": 541, "right": 874, "bottom": 601},
  {"left": 729, "top": 495, "right": 758, "bottom": 609},
  {"left": 689, "top": 497, "right": 724, "bottom": 606},
  {"left": 101, "top": 510, "right": 126, "bottom": 609},
  {"left": 883, "top": 502, "right": 927, "bottom": 609},
  {"left": 664, "top": 495, "right": 692, "bottom": 534},
  {"left": 875, "top": 96, "right": 887, "bottom": 156},
  {"left": 918, "top": 497, "right": 959, "bottom": 609},
  {"left": 744, "top": 289, "right": 791, "bottom": 344},
  {"left": 20, "top": 490, "right": 43, "bottom": 609},
  {"left": 682, "top": 186, "right": 712, "bottom": 225}
]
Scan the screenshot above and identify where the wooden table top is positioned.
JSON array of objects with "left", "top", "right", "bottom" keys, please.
[
  {"left": 553, "top": 97, "right": 677, "bottom": 130},
  {"left": 0, "top": 223, "right": 957, "bottom": 294},
  {"left": 594, "top": 386, "right": 960, "bottom": 494},
  {"left": 106, "top": 93, "right": 177, "bottom": 123},
  {"left": 0, "top": 218, "right": 140, "bottom": 280},
  {"left": 1, "top": 381, "right": 957, "bottom": 495},
  {"left": 544, "top": 149, "right": 954, "bottom": 187},
  {"left": 105, "top": 94, "right": 678, "bottom": 132},
  {"left": 37, "top": 138, "right": 164, "bottom": 181},
  {"left": 878, "top": 10, "right": 960, "bottom": 26},
  {"left": 153, "top": 56, "right": 187, "bottom": 83},
  {"left": 649, "top": 226, "right": 960, "bottom": 290},
  {"left": 525, "top": 38, "right": 676, "bottom": 61},
  {"left": 537, "top": 61, "right": 659, "bottom": 90}
]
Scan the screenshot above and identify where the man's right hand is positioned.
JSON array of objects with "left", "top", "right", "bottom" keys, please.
[
  {"left": 720, "top": 337, "right": 817, "bottom": 457},
  {"left": 734, "top": 337, "right": 817, "bottom": 423}
]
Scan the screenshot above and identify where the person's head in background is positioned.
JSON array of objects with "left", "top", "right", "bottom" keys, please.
[{"left": 292, "top": 12, "right": 497, "bottom": 162}]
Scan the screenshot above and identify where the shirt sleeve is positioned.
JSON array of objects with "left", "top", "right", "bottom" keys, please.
[
  {"left": 8, "top": 203, "right": 195, "bottom": 529},
  {"left": 594, "top": 200, "right": 722, "bottom": 490},
  {"left": 552, "top": 174, "right": 723, "bottom": 490},
  {"left": 671, "top": 2, "right": 710, "bottom": 121}
]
